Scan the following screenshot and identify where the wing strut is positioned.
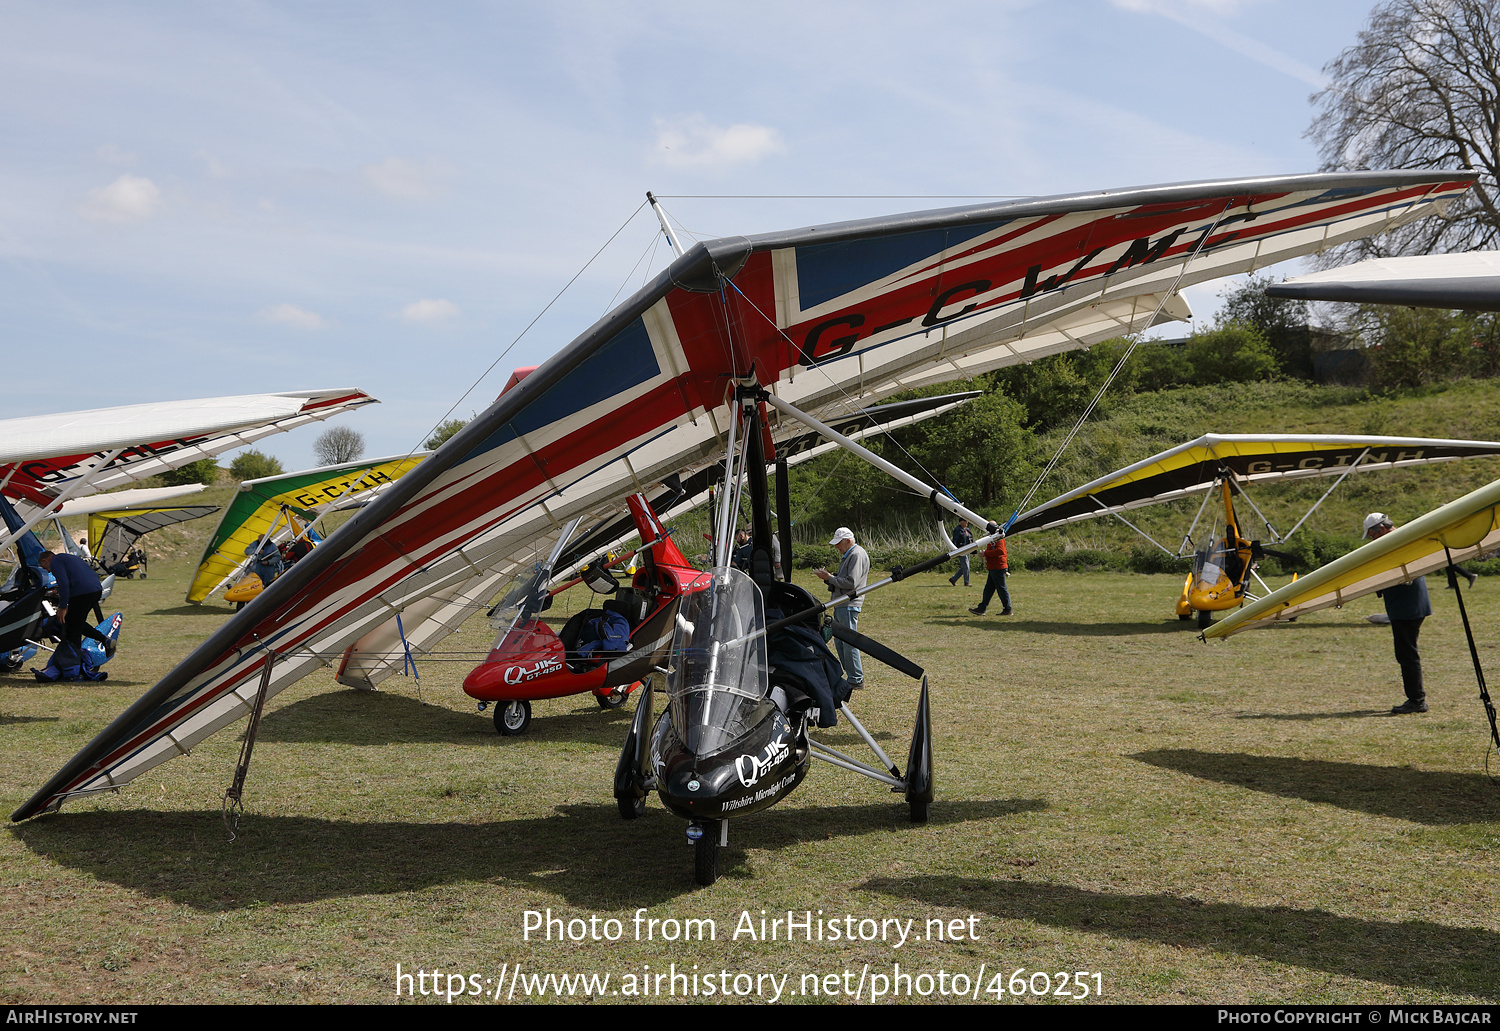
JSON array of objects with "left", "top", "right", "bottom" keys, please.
[
  {"left": 762, "top": 394, "right": 988, "bottom": 528},
  {"left": 1281, "top": 448, "right": 1371, "bottom": 542},
  {"left": 1179, "top": 480, "right": 1220, "bottom": 556},
  {"left": 0, "top": 448, "right": 125, "bottom": 550},
  {"left": 222, "top": 649, "right": 277, "bottom": 843},
  {"left": 1088, "top": 495, "right": 1177, "bottom": 556},
  {"left": 1227, "top": 477, "right": 1282, "bottom": 543},
  {"left": 646, "top": 191, "right": 687, "bottom": 258},
  {"left": 1442, "top": 546, "right": 1500, "bottom": 759}
]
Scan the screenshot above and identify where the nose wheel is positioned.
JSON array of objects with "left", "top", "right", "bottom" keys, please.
[
  {"left": 688, "top": 820, "right": 724, "bottom": 886},
  {"left": 694, "top": 837, "right": 718, "bottom": 886},
  {"left": 494, "top": 699, "right": 532, "bottom": 736}
]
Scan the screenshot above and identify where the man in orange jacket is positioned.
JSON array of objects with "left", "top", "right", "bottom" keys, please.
[{"left": 969, "top": 522, "right": 1012, "bottom": 616}]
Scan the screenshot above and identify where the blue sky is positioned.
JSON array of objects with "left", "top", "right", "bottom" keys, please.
[{"left": 1, "top": 0, "right": 1385, "bottom": 468}]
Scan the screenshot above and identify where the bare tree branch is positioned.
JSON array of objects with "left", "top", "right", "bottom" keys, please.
[
  {"left": 1309, "top": 0, "right": 1500, "bottom": 264},
  {"left": 313, "top": 426, "right": 366, "bottom": 466}
]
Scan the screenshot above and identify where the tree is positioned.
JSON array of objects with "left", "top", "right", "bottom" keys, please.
[
  {"left": 989, "top": 340, "right": 1138, "bottom": 431},
  {"left": 1349, "top": 304, "right": 1477, "bottom": 388},
  {"left": 160, "top": 458, "right": 220, "bottom": 487},
  {"left": 908, "top": 387, "right": 1036, "bottom": 512},
  {"left": 1217, "top": 274, "right": 1314, "bottom": 379},
  {"left": 1309, "top": 0, "right": 1500, "bottom": 261},
  {"left": 313, "top": 425, "right": 366, "bottom": 465},
  {"left": 229, "top": 450, "right": 285, "bottom": 481},
  {"left": 424, "top": 418, "right": 468, "bottom": 451},
  {"left": 1183, "top": 324, "right": 1280, "bottom": 385}
]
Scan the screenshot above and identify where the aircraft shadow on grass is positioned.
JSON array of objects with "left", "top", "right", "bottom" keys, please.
[
  {"left": 1131, "top": 749, "right": 1500, "bottom": 825},
  {"left": 1233, "top": 709, "right": 1392, "bottom": 722},
  {"left": 146, "top": 605, "right": 236, "bottom": 618},
  {"left": 928, "top": 617, "right": 1189, "bottom": 637},
  {"left": 257, "top": 690, "right": 901, "bottom": 749},
  {"left": 0, "top": 714, "right": 58, "bottom": 726},
  {"left": 255, "top": 690, "right": 636, "bottom": 747},
  {"left": 863, "top": 875, "right": 1500, "bottom": 1000},
  {"left": 0, "top": 673, "right": 149, "bottom": 688},
  {"left": 12, "top": 799, "right": 1042, "bottom": 911}
]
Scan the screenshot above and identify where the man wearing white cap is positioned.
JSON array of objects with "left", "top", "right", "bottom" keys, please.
[
  {"left": 1363, "top": 512, "right": 1432, "bottom": 714},
  {"left": 815, "top": 526, "right": 869, "bottom": 690}
]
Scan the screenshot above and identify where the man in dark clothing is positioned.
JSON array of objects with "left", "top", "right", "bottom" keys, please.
[
  {"left": 948, "top": 519, "right": 973, "bottom": 587},
  {"left": 731, "top": 528, "right": 753, "bottom": 571},
  {"left": 39, "top": 551, "right": 115, "bottom": 656},
  {"left": 1364, "top": 513, "right": 1431, "bottom": 714},
  {"left": 969, "top": 523, "right": 1012, "bottom": 616}
]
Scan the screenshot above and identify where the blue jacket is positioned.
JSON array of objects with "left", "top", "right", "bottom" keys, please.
[
  {"left": 48, "top": 552, "right": 101, "bottom": 606},
  {"left": 1383, "top": 577, "right": 1432, "bottom": 621}
]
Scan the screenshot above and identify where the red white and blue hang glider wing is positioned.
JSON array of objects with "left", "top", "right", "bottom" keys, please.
[
  {"left": 14, "top": 170, "right": 1472, "bottom": 820},
  {"left": 0, "top": 389, "right": 377, "bottom": 508}
]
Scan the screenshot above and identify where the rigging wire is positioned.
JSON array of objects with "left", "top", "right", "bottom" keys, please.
[
  {"left": 603, "top": 231, "right": 662, "bottom": 315},
  {"left": 1005, "top": 202, "right": 1235, "bottom": 530},
  {"left": 791, "top": 450, "right": 848, "bottom": 527},
  {"left": 643, "top": 193, "right": 967, "bottom": 509},
  {"left": 717, "top": 276, "right": 955, "bottom": 506},
  {"left": 410, "top": 199, "right": 651, "bottom": 458}
]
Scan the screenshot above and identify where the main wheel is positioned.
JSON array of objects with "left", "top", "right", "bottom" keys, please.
[
  {"left": 494, "top": 699, "right": 532, "bottom": 736},
  {"left": 596, "top": 689, "right": 628, "bottom": 710},
  {"left": 909, "top": 799, "right": 929, "bottom": 824},
  {"left": 1196, "top": 608, "right": 1214, "bottom": 631},
  {"left": 694, "top": 836, "right": 719, "bottom": 886},
  {"left": 617, "top": 793, "right": 645, "bottom": 820},
  {"left": 1177, "top": 613, "right": 1192, "bottom": 621}
]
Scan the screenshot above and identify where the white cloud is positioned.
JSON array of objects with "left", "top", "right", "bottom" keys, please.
[
  {"left": 652, "top": 115, "right": 785, "bottom": 169},
  {"left": 363, "top": 157, "right": 449, "bottom": 200},
  {"left": 399, "top": 298, "right": 460, "bottom": 323},
  {"left": 259, "top": 303, "right": 325, "bottom": 329},
  {"left": 77, "top": 174, "right": 161, "bottom": 223}
]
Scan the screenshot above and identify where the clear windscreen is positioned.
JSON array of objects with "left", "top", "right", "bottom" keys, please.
[
  {"left": 488, "top": 566, "right": 551, "bottom": 636},
  {"left": 668, "top": 567, "right": 770, "bottom": 756},
  {"left": 1193, "top": 543, "right": 1223, "bottom": 586}
]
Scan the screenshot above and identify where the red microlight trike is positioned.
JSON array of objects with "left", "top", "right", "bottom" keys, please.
[{"left": 462, "top": 493, "right": 709, "bottom": 735}]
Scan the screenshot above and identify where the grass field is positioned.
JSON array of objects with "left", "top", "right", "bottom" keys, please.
[{"left": 3, "top": 545, "right": 1498, "bottom": 1005}]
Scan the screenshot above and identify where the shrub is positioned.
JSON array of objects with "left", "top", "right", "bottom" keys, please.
[
  {"left": 160, "top": 458, "right": 220, "bottom": 487},
  {"left": 229, "top": 450, "right": 284, "bottom": 481}
]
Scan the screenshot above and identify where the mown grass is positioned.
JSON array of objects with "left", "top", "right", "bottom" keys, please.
[{"left": 2, "top": 546, "right": 1498, "bottom": 1004}]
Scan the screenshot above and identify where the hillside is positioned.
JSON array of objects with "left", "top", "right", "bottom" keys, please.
[
  {"left": 33, "top": 376, "right": 1500, "bottom": 593},
  {"left": 779, "top": 376, "right": 1500, "bottom": 574}
]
